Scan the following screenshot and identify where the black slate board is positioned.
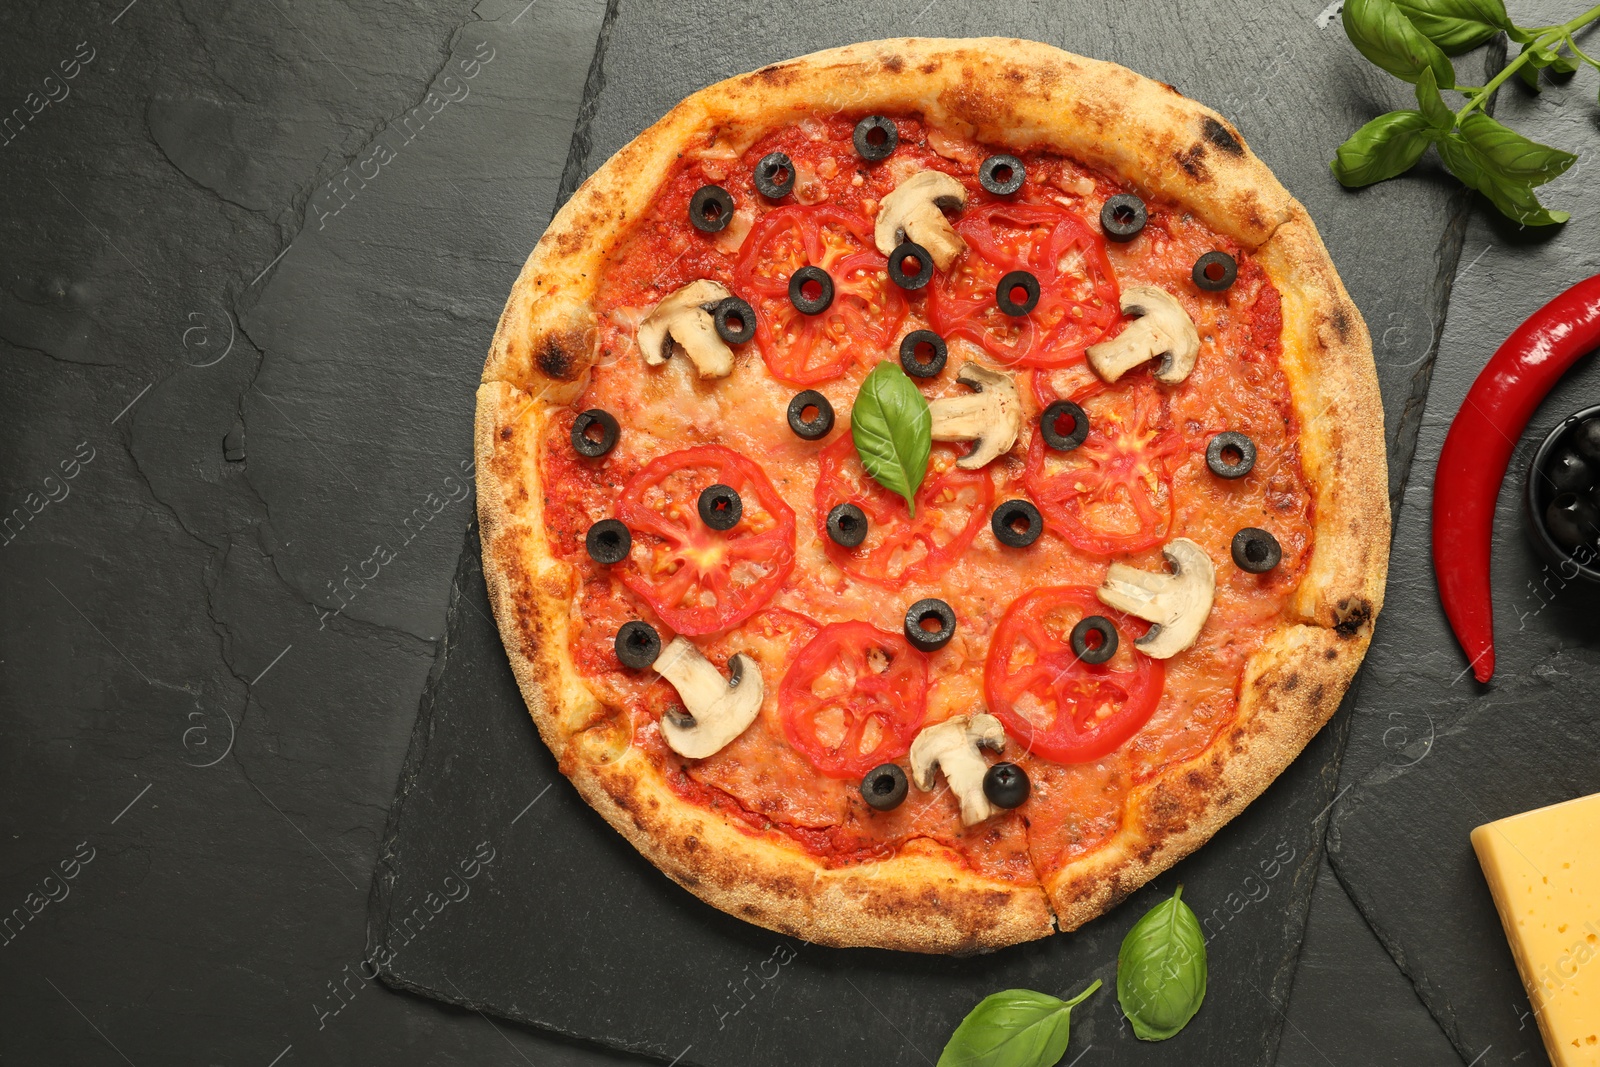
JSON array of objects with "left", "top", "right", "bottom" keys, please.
[
  {"left": 369, "top": 1, "right": 1484, "bottom": 1063},
  {"left": 1327, "top": 8, "right": 1600, "bottom": 1062}
]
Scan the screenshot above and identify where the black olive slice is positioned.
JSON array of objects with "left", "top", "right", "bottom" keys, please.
[
  {"left": 978, "top": 154, "right": 1025, "bottom": 196},
  {"left": 712, "top": 297, "right": 756, "bottom": 344},
  {"left": 982, "top": 762, "right": 1030, "bottom": 808},
  {"left": 996, "top": 271, "right": 1040, "bottom": 316},
  {"left": 905, "top": 598, "right": 956, "bottom": 652},
  {"left": 788, "top": 390, "right": 835, "bottom": 440},
  {"left": 853, "top": 115, "right": 898, "bottom": 161},
  {"left": 585, "top": 519, "right": 631, "bottom": 565},
  {"left": 1546, "top": 448, "right": 1593, "bottom": 494},
  {"left": 698, "top": 484, "right": 742, "bottom": 530},
  {"left": 898, "top": 330, "right": 947, "bottom": 378},
  {"left": 614, "top": 621, "right": 661, "bottom": 669},
  {"left": 860, "top": 763, "right": 908, "bottom": 811},
  {"left": 888, "top": 241, "right": 934, "bottom": 290},
  {"left": 754, "top": 151, "right": 795, "bottom": 199},
  {"left": 789, "top": 266, "right": 834, "bottom": 315},
  {"left": 1206, "top": 431, "right": 1257, "bottom": 479},
  {"left": 1232, "top": 527, "right": 1283, "bottom": 573},
  {"left": 1070, "top": 615, "right": 1118, "bottom": 664},
  {"left": 689, "top": 185, "right": 734, "bottom": 233},
  {"left": 1546, "top": 493, "right": 1600, "bottom": 551},
  {"left": 1100, "top": 194, "right": 1147, "bottom": 241},
  {"left": 571, "top": 409, "right": 619, "bottom": 457},
  {"left": 826, "top": 502, "right": 868, "bottom": 547},
  {"left": 1193, "top": 250, "right": 1238, "bottom": 292},
  {"left": 991, "top": 499, "right": 1042, "bottom": 548},
  {"left": 1040, "top": 400, "right": 1089, "bottom": 452}
]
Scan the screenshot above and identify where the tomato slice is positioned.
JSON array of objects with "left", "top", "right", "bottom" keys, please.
[
  {"left": 928, "top": 203, "right": 1120, "bottom": 368},
  {"left": 617, "top": 445, "right": 796, "bottom": 636},
  {"left": 733, "top": 206, "right": 907, "bottom": 385},
  {"left": 779, "top": 621, "right": 929, "bottom": 778},
  {"left": 984, "top": 586, "right": 1165, "bottom": 763},
  {"left": 1023, "top": 376, "right": 1187, "bottom": 555},
  {"left": 813, "top": 434, "right": 993, "bottom": 587}
]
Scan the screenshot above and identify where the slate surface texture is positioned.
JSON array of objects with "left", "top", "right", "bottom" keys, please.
[
  {"left": 2, "top": 0, "right": 1590, "bottom": 1063},
  {"left": 371, "top": 3, "right": 1494, "bottom": 1067}
]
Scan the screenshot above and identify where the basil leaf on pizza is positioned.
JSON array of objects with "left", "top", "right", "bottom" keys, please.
[
  {"left": 937, "top": 981, "right": 1100, "bottom": 1067},
  {"left": 1116, "top": 886, "right": 1208, "bottom": 1041},
  {"left": 478, "top": 38, "right": 1387, "bottom": 953},
  {"left": 851, "top": 360, "right": 930, "bottom": 516}
]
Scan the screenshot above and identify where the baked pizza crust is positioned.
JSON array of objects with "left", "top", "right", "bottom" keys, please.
[{"left": 476, "top": 38, "right": 1389, "bottom": 953}]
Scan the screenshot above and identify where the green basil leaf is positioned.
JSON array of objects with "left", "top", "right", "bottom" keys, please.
[
  {"left": 1342, "top": 0, "right": 1458, "bottom": 87},
  {"left": 1391, "top": 0, "right": 1510, "bottom": 54},
  {"left": 851, "top": 360, "right": 931, "bottom": 516},
  {"left": 937, "top": 981, "right": 1101, "bottom": 1067},
  {"left": 1459, "top": 112, "right": 1576, "bottom": 185},
  {"left": 1517, "top": 55, "right": 1543, "bottom": 91},
  {"left": 1436, "top": 132, "right": 1570, "bottom": 225},
  {"left": 1414, "top": 67, "right": 1455, "bottom": 129},
  {"left": 1117, "top": 885, "right": 1208, "bottom": 1041},
  {"left": 1549, "top": 50, "right": 1579, "bottom": 75},
  {"left": 1331, "top": 110, "right": 1436, "bottom": 186}
]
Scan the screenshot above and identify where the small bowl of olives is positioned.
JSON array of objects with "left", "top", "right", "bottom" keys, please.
[{"left": 1525, "top": 404, "right": 1600, "bottom": 581}]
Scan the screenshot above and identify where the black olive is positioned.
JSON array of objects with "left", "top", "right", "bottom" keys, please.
[
  {"left": 853, "top": 115, "right": 898, "bottom": 161},
  {"left": 826, "top": 502, "right": 868, "bottom": 547},
  {"left": 1100, "top": 194, "right": 1147, "bottom": 241},
  {"left": 888, "top": 241, "right": 934, "bottom": 290},
  {"left": 1546, "top": 493, "right": 1600, "bottom": 551},
  {"left": 689, "top": 185, "right": 735, "bottom": 233},
  {"left": 614, "top": 621, "right": 661, "bottom": 669},
  {"left": 860, "top": 763, "right": 908, "bottom": 811},
  {"left": 905, "top": 598, "right": 956, "bottom": 652},
  {"left": 1193, "top": 251, "right": 1238, "bottom": 292},
  {"left": 899, "top": 330, "right": 947, "bottom": 378},
  {"left": 754, "top": 151, "right": 795, "bottom": 199},
  {"left": 1572, "top": 417, "right": 1600, "bottom": 465},
  {"left": 789, "top": 266, "right": 834, "bottom": 315},
  {"left": 698, "top": 484, "right": 742, "bottom": 530},
  {"left": 787, "top": 390, "right": 835, "bottom": 439},
  {"left": 571, "top": 409, "right": 619, "bottom": 457},
  {"left": 712, "top": 297, "right": 756, "bottom": 344},
  {"left": 585, "top": 519, "right": 631, "bottom": 565},
  {"left": 1040, "top": 399, "right": 1089, "bottom": 451},
  {"left": 1206, "top": 431, "right": 1257, "bottom": 479},
  {"left": 991, "top": 499, "right": 1042, "bottom": 548},
  {"left": 978, "top": 154, "right": 1025, "bottom": 196},
  {"left": 1232, "top": 527, "right": 1282, "bottom": 573},
  {"left": 996, "top": 271, "right": 1040, "bottom": 316},
  {"left": 1545, "top": 448, "right": 1594, "bottom": 494},
  {"left": 982, "top": 762, "right": 1030, "bottom": 808},
  {"left": 1069, "top": 615, "right": 1118, "bottom": 664}
]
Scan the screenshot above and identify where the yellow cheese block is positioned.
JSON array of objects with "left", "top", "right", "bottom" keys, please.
[{"left": 1472, "top": 792, "right": 1600, "bottom": 1067}]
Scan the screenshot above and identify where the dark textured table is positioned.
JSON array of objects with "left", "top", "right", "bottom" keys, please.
[{"left": 2, "top": 0, "right": 1593, "bottom": 1063}]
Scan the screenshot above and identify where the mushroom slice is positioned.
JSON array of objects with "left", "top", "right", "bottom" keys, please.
[
  {"left": 1085, "top": 286, "right": 1201, "bottom": 386},
  {"left": 1095, "top": 538, "right": 1216, "bottom": 659},
  {"left": 874, "top": 170, "right": 969, "bottom": 271},
  {"left": 652, "top": 636, "right": 764, "bottom": 759},
  {"left": 909, "top": 713, "right": 1007, "bottom": 826},
  {"left": 637, "top": 279, "right": 737, "bottom": 379},
  {"left": 927, "top": 362, "right": 1022, "bottom": 469}
]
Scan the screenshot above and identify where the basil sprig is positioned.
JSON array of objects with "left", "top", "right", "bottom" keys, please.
[
  {"left": 1332, "top": 0, "right": 1591, "bottom": 226},
  {"left": 936, "top": 981, "right": 1101, "bottom": 1067},
  {"left": 851, "top": 360, "right": 931, "bottom": 516},
  {"left": 1116, "top": 885, "right": 1208, "bottom": 1041}
]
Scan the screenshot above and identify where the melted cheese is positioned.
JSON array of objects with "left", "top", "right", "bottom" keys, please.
[{"left": 1473, "top": 793, "right": 1600, "bottom": 1065}]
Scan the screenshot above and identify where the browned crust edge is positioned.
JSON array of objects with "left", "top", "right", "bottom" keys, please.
[{"left": 475, "top": 38, "right": 1389, "bottom": 952}]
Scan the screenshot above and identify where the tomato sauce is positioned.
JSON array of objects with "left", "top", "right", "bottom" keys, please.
[{"left": 540, "top": 113, "right": 1316, "bottom": 883}]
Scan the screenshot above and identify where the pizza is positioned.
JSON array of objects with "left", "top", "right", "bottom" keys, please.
[{"left": 475, "top": 38, "right": 1388, "bottom": 953}]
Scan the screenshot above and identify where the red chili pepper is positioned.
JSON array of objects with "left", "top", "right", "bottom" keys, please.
[{"left": 1433, "top": 273, "right": 1600, "bottom": 683}]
